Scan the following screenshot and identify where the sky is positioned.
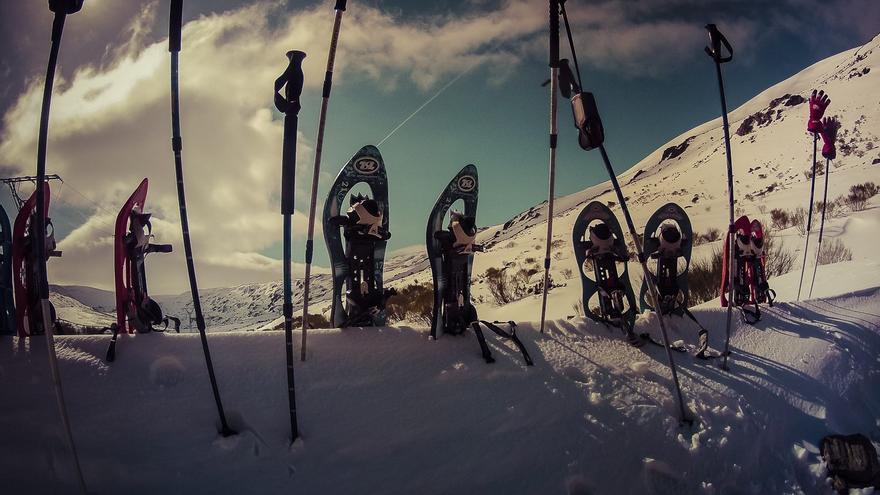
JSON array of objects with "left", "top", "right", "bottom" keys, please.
[{"left": 0, "top": 0, "right": 877, "bottom": 294}]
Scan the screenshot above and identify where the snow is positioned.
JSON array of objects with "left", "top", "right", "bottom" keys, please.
[
  {"left": 6, "top": 29, "right": 880, "bottom": 495},
  {"left": 3, "top": 290, "right": 879, "bottom": 493}
]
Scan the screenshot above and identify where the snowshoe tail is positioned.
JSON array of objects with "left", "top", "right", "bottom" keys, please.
[{"left": 483, "top": 320, "right": 534, "bottom": 366}]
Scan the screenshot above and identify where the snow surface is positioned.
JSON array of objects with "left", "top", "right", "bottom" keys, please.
[
  {"left": 6, "top": 30, "right": 880, "bottom": 495},
  {"left": 2, "top": 287, "right": 879, "bottom": 493}
]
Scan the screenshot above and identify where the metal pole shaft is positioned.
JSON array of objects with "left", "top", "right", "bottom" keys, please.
[
  {"left": 797, "top": 134, "right": 818, "bottom": 301},
  {"left": 713, "top": 58, "right": 736, "bottom": 370},
  {"left": 808, "top": 157, "right": 831, "bottom": 298},
  {"left": 301, "top": 6, "right": 345, "bottom": 360},
  {"left": 599, "top": 145, "right": 689, "bottom": 423}
]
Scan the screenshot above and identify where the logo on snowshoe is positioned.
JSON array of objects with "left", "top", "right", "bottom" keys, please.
[
  {"left": 354, "top": 158, "right": 380, "bottom": 175},
  {"left": 457, "top": 176, "right": 476, "bottom": 192}
]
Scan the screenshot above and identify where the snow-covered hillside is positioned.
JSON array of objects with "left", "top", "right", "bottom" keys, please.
[{"left": 53, "top": 34, "right": 880, "bottom": 332}]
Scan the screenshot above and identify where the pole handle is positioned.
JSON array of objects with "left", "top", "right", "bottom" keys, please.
[
  {"left": 704, "top": 24, "right": 733, "bottom": 63},
  {"left": 334, "top": 0, "right": 348, "bottom": 11},
  {"left": 274, "top": 51, "right": 306, "bottom": 114},
  {"left": 170, "top": 0, "right": 183, "bottom": 53},
  {"left": 48, "top": 0, "right": 84, "bottom": 14}
]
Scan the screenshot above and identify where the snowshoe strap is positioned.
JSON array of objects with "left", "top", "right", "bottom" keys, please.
[
  {"left": 740, "top": 304, "right": 761, "bottom": 325},
  {"left": 477, "top": 320, "right": 534, "bottom": 366}
]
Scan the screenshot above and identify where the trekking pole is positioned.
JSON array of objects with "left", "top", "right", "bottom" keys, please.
[
  {"left": 274, "top": 49, "right": 305, "bottom": 442},
  {"left": 300, "top": 0, "right": 348, "bottom": 360},
  {"left": 35, "top": 2, "right": 88, "bottom": 492},
  {"left": 538, "top": 0, "right": 560, "bottom": 334},
  {"left": 169, "top": 0, "right": 235, "bottom": 437},
  {"left": 808, "top": 157, "right": 830, "bottom": 299},
  {"left": 796, "top": 133, "right": 819, "bottom": 301},
  {"left": 799, "top": 90, "right": 830, "bottom": 300},
  {"left": 809, "top": 116, "right": 838, "bottom": 298},
  {"left": 556, "top": 38, "right": 690, "bottom": 423},
  {"left": 704, "top": 24, "right": 736, "bottom": 370}
]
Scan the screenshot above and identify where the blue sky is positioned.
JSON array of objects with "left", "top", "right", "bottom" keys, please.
[{"left": 0, "top": 0, "right": 876, "bottom": 292}]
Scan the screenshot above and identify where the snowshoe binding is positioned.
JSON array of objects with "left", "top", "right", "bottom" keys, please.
[
  {"left": 11, "top": 183, "right": 61, "bottom": 337},
  {"left": 426, "top": 165, "right": 533, "bottom": 365},
  {"left": 720, "top": 215, "right": 775, "bottom": 324},
  {"left": 639, "top": 203, "right": 716, "bottom": 358},
  {"left": 572, "top": 201, "right": 642, "bottom": 347},
  {"left": 323, "top": 145, "right": 393, "bottom": 328},
  {"left": 107, "top": 179, "right": 180, "bottom": 362}
]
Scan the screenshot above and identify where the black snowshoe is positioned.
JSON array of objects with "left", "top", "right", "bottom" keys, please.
[
  {"left": 329, "top": 195, "right": 395, "bottom": 327},
  {"left": 638, "top": 203, "right": 720, "bottom": 358},
  {"left": 427, "top": 165, "right": 533, "bottom": 366},
  {"left": 323, "top": 145, "right": 392, "bottom": 328},
  {"left": 572, "top": 201, "right": 643, "bottom": 347}
]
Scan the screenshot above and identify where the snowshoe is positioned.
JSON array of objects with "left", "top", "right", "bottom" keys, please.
[
  {"left": 323, "top": 145, "right": 392, "bottom": 328},
  {"left": 749, "top": 220, "right": 776, "bottom": 306},
  {"left": 572, "top": 201, "right": 639, "bottom": 345},
  {"left": 638, "top": 203, "right": 717, "bottom": 356},
  {"left": 427, "top": 165, "right": 532, "bottom": 366},
  {"left": 0, "top": 204, "right": 14, "bottom": 335},
  {"left": 108, "top": 179, "right": 179, "bottom": 362},
  {"left": 11, "top": 183, "right": 61, "bottom": 337}
]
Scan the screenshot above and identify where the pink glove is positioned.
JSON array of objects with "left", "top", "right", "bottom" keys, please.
[
  {"left": 807, "top": 89, "right": 830, "bottom": 133},
  {"left": 820, "top": 116, "right": 839, "bottom": 159}
]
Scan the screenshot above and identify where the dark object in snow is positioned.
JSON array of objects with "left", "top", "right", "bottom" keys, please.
[
  {"left": 108, "top": 179, "right": 181, "bottom": 363},
  {"left": 820, "top": 434, "right": 880, "bottom": 493},
  {"left": 426, "top": 165, "right": 533, "bottom": 366},
  {"left": 323, "top": 146, "right": 393, "bottom": 329},
  {"left": 168, "top": 0, "right": 235, "bottom": 438}
]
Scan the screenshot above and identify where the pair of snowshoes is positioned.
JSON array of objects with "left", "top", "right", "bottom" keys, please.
[
  {"left": 11, "top": 183, "right": 62, "bottom": 337},
  {"left": 426, "top": 165, "right": 533, "bottom": 366},
  {"left": 574, "top": 202, "right": 714, "bottom": 356},
  {"left": 324, "top": 146, "right": 395, "bottom": 328},
  {"left": 720, "top": 215, "right": 775, "bottom": 323},
  {"left": 107, "top": 178, "right": 179, "bottom": 362}
]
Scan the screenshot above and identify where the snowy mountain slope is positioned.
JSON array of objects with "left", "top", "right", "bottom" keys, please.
[
  {"left": 3, "top": 285, "right": 878, "bottom": 493},
  {"left": 52, "top": 34, "right": 880, "bottom": 331}
]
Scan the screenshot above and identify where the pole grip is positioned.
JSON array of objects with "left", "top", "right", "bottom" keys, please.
[
  {"left": 170, "top": 0, "right": 183, "bottom": 53},
  {"left": 335, "top": 0, "right": 348, "bottom": 11},
  {"left": 549, "top": 0, "right": 559, "bottom": 68},
  {"left": 48, "top": 0, "right": 84, "bottom": 15}
]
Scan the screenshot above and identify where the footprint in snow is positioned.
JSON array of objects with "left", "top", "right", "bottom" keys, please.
[{"left": 149, "top": 356, "right": 186, "bottom": 388}]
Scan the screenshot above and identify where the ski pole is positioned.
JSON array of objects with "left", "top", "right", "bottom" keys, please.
[
  {"left": 275, "top": 49, "right": 305, "bottom": 442},
  {"left": 796, "top": 133, "right": 819, "bottom": 301},
  {"left": 808, "top": 157, "right": 831, "bottom": 299},
  {"left": 704, "top": 24, "right": 736, "bottom": 370},
  {"left": 598, "top": 147, "right": 690, "bottom": 424},
  {"left": 34, "top": 2, "right": 88, "bottom": 492},
  {"left": 301, "top": 0, "right": 348, "bottom": 361},
  {"left": 169, "top": 0, "right": 235, "bottom": 437},
  {"left": 539, "top": 0, "right": 560, "bottom": 334}
]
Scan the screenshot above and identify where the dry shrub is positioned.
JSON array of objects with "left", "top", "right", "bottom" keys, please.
[
  {"left": 485, "top": 266, "right": 534, "bottom": 305},
  {"left": 688, "top": 247, "right": 723, "bottom": 306},
  {"left": 763, "top": 226, "right": 795, "bottom": 277},
  {"left": 816, "top": 239, "right": 853, "bottom": 266},
  {"left": 386, "top": 283, "right": 434, "bottom": 324},
  {"left": 770, "top": 208, "right": 789, "bottom": 230}
]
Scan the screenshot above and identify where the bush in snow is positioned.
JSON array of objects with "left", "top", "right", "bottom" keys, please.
[
  {"left": 272, "top": 314, "right": 331, "bottom": 330},
  {"left": 484, "top": 266, "right": 534, "bottom": 305},
  {"left": 561, "top": 268, "right": 574, "bottom": 280},
  {"left": 816, "top": 239, "right": 853, "bottom": 266},
  {"left": 791, "top": 207, "right": 807, "bottom": 235},
  {"left": 385, "top": 283, "right": 433, "bottom": 325},
  {"left": 844, "top": 182, "right": 878, "bottom": 211},
  {"left": 770, "top": 208, "right": 790, "bottom": 230},
  {"left": 572, "top": 299, "right": 584, "bottom": 317},
  {"left": 687, "top": 247, "right": 723, "bottom": 306}
]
